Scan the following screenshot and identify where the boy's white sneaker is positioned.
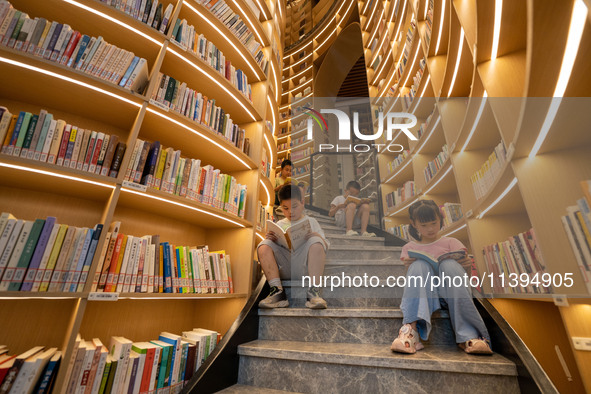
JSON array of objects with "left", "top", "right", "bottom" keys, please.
[
  {"left": 362, "top": 231, "right": 376, "bottom": 237},
  {"left": 305, "top": 287, "right": 327, "bottom": 309},
  {"left": 345, "top": 230, "right": 359, "bottom": 236}
]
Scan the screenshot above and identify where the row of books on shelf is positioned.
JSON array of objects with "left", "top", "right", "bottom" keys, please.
[
  {"left": 194, "top": 0, "right": 268, "bottom": 74},
  {"left": 385, "top": 180, "right": 416, "bottom": 210},
  {"left": 388, "top": 223, "right": 410, "bottom": 240},
  {"left": 99, "top": 0, "right": 175, "bottom": 36},
  {"left": 290, "top": 135, "right": 309, "bottom": 147},
  {"left": 0, "top": 329, "right": 220, "bottom": 394},
  {"left": 417, "top": 109, "right": 436, "bottom": 140},
  {"left": 561, "top": 180, "right": 591, "bottom": 294},
  {"left": 277, "top": 142, "right": 289, "bottom": 151},
  {"left": 423, "top": 144, "right": 449, "bottom": 183},
  {"left": 401, "top": 58, "right": 426, "bottom": 110},
  {"left": 150, "top": 73, "right": 250, "bottom": 155},
  {"left": 394, "top": 19, "right": 417, "bottom": 81},
  {"left": 261, "top": 147, "right": 271, "bottom": 178},
  {"left": 293, "top": 163, "right": 310, "bottom": 176},
  {"left": 256, "top": 201, "right": 270, "bottom": 232},
  {"left": 425, "top": 0, "right": 434, "bottom": 47},
  {"left": 123, "top": 140, "right": 247, "bottom": 218},
  {"left": 0, "top": 1, "right": 149, "bottom": 93},
  {"left": 293, "top": 88, "right": 311, "bottom": 98},
  {"left": 171, "top": 23, "right": 252, "bottom": 101},
  {"left": 0, "top": 213, "right": 103, "bottom": 293},
  {"left": 93, "top": 222, "right": 234, "bottom": 294},
  {"left": 385, "top": 150, "right": 410, "bottom": 175},
  {"left": 440, "top": 202, "right": 463, "bottom": 228},
  {"left": 291, "top": 147, "right": 313, "bottom": 161},
  {"left": 0, "top": 107, "right": 127, "bottom": 178},
  {"left": 482, "top": 228, "right": 550, "bottom": 294},
  {"left": 471, "top": 140, "right": 508, "bottom": 200}
]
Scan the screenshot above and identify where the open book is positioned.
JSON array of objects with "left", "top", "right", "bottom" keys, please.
[
  {"left": 407, "top": 249, "right": 467, "bottom": 271},
  {"left": 345, "top": 195, "right": 372, "bottom": 205},
  {"left": 267, "top": 218, "right": 312, "bottom": 250}
]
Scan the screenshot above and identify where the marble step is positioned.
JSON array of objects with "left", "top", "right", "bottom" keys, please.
[
  {"left": 218, "top": 384, "right": 301, "bottom": 393},
  {"left": 324, "top": 234, "right": 385, "bottom": 246},
  {"left": 258, "top": 308, "right": 455, "bottom": 346},
  {"left": 237, "top": 341, "right": 519, "bottom": 394},
  {"left": 327, "top": 245, "right": 401, "bottom": 260},
  {"left": 279, "top": 280, "right": 404, "bottom": 308}
]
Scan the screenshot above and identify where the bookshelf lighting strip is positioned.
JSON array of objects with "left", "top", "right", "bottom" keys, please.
[
  {"left": 491, "top": 0, "right": 502, "bottom": 60},
  {"left": 267, "top": 95, "right": 277, "bottom": 135},
  {"left": 0, "top": 162, "right": 116, "bottom": 189},
  {"left": 256, "top": 232, "right": 264, "bottom": 241},
  {"left": 145, "top": 108, "right": 252, "bottom": 169},
  {"left": 415, "top": 116, "right": 441, "bottom": 154},
  {"left": 286, "top": 53, "right": 313, "bottom": 71},
  {"left": 0, "top": 57, "right": 142, "bottom": 108},
  {"left": 409, "top": 74, "right": 431, "bottom": 112},
  {"left": 315, "top": 0, "right": 357, "bottom": 52},
  {"left": 434, "top": 0, "right": 446, "bottom": 55},
  {"left": 447, "top": 28, "right": 464, "bottom": 97},
  {"left": 168, "top": 49, "right": 258, "bottom": 123},
  {"left": 367, "top": 8, "right": 386, "bottom": 49},
  {"left": 460, "top": 91, "right": 488, "bottom": 153},
  {"left": 62, "top": 0, "right": 163, "bottom": 46},
  {"left": 183, "top": 2, "right": 261, "bottom": 80},
  {"left": 422, "top": 164, "right": 452, "bottom": 195},
  {"left": 442, "top": 223, "right": 466, "bottom": 237},
  {"left": 477, "top": 177, "right": 518, "bottom": 219},
  {"left": 529, "top": 0, "right": 588, "bottom": 159},
  {"left": 389, "top": 196, "right": 418, "bottom": 216},
  {"left": 402, "top": 39, "right": 422, "bottom": 88},
  {"left": 121, "top": 187, "right": 246, "bottom": 227},
  {"left": 259, "top": 179, "right": 271, "bottom": 205},
  {"left": 423, "top": 0, "right": 429, "bottom": 19}
]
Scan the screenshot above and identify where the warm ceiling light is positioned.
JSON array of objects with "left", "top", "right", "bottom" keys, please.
[
  {"left": 529, "top": 0, "right": 587, "bottom": 159},
  {"left": 491, "top": 0, "right": 502, "bottom": 60},
  {"left": 0, "top": 56, "right": 142, "bottom": 107},
  {"left": 477, "top": 177, "right": 518, "bottom": 218},
  {"left": 460, "top": 91, "right": 488, "bottom": 153},
  {"left": 63, "top": 0, "right": 163, "bottom": 46},
  {"left": 121, "top": 187, "right": 246, "bottom": 227},
  {"left": 146, "top": 107, "right": 252, "bottom": 169},
  {"left": 434, "top": 0, "right": 446, "bottom": 54},
  {"left": 0, "top": 162, "right": 116, "bottom": 189},
  {"left": 447, "top": 28, "right": 464, "bottom": 97}
]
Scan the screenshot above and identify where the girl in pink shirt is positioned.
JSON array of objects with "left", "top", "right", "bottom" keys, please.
[{"left": 391, "top": 199, "right": 492, "bottom": 355}]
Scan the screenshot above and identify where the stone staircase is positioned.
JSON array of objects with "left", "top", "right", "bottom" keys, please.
[{"left": 220, "top": 211, "right": 520, "bottom": 393}]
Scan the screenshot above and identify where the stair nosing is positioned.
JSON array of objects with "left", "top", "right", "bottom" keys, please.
[
  {"left": 237, "top": 340, "right": 517, "bottom": 377},
  {"left": 258, "top": 307, "right": 450, "bottom": 319}
]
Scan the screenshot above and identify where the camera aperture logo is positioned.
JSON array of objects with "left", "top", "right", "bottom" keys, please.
[{"left": 303, "top": 108, "right": 418, "bottom": 153}]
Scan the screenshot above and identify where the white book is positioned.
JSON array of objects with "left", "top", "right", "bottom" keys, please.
[
  {"left": 0, "top": 220, "right": 32, "bottom": 291},
  {"left": 74, "top": 341, "right": 96, "bottom": 394},
  {"left": 0, "top": 214, "right": 17, "bottom": 255},
  {"left": 109, "top": 337, "right": 132, "bottom": 394},
  {"left": 122, "top": 237, "right": 139, "bottom": 293}
]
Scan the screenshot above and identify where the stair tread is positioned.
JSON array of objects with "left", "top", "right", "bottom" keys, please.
[
  {"left": 238, "top": 340, "right": 517, "bottom": 377},
  {"left": 328, "top": 244, "right": 402, "bottom": 251},
  {"left": 218, "top": 384, "right": 302, "bottom": 393},
  {"left": 325, "top": 234, "right": 385, "bottom": 241},
  {"left": 258, "top": 307, "right": 449, "bottom": 319},
  {"left": 323, "top": 259, "right": 404, "bottom": 265}
]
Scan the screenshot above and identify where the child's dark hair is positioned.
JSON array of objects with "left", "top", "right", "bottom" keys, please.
[
  {"left": 346, "top": 180, "right": 361, "bottom": 190},
  {"left": 281, "top": 159, "right": 292, "bottom": 169},
  {"left": 278, "top": 184, "right": 302, "bottom": 202},
  {"left": 408, "top": 199, "right": 443, "bottom": 240}
]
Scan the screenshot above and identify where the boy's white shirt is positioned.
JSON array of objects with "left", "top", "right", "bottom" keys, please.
[
  {"left": 276, "top": 215, "right": 329, "bottom": 249},
  {"left": 331, "top": 195, "right": 347, "bottom": 218}
]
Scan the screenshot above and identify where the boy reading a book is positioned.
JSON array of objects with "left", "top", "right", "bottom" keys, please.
[
  {"left": 329, "top": 180, "right": 376, "bottom": 237},
  {"left": 258, "top": 184, "right": 329, "bottom": 309},
  {"left": 274, "top": 159, "right": 292, "bottom": 205}
]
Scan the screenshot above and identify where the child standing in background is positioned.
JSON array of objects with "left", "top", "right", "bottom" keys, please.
[{"left": 391, "top": 199, "right": 492, "bottom": 355}]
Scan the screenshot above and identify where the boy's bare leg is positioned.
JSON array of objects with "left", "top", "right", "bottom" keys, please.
[
  {"left": 345, "top": 202, "right": 357, "bottom": 231},
  {"left": 360, "top": 203, "right": 370, "bottom": 233},
  {"left": 258, "top": 245, "right": 280, "bottom": 282},
  {"left": 307, "top": 243, "right": 326, "bottom": 284}
]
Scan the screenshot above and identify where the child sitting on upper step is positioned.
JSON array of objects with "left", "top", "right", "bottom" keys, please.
[{"left": 391, "top": 199, "right": 492, "bottom": 355}]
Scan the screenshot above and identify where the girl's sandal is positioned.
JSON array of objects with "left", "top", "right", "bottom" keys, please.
[
  {"left": 460, "top": 338, "right": 493, "bottom": 355},
  {"left": 391, "top": 324, "right": 424, "bottom": 354}
]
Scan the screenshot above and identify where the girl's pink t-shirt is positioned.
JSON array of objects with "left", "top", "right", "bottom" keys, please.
[{"left": 400, "top": 237, "right": 466, "bottom": 260}]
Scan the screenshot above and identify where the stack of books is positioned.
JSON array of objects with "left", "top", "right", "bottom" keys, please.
[
  {"left": 99, "top": 0, "right": 175, "bottom": 35},
  {"left": 0, "top": 345, "right": 60, "bottom": 394},
  {"left": 92, "top": 222, "right": 234, "bottom": 294},
  {"left": 0, "top": 1, "right": 150, "bottom": 93},
  {"left": 194, "top": 0, "right": 268, "bottom": 74},
  {"left": 481, "top": 228, "right": 550, "bottom": 294},
  {"left": 0, "top": 107, "right": 127, "bottom": 178},
  {"left": 0, "top": 213, "right": 103, "bottom": 293},
  {"left": 149, "top": 73, "right": 249, "bottom": 154},
  {"left": 171, "top": 22, "right": 252, "bottom": 101},
  {"left": 123, "top": 140, "right": 248, "bottom": 218},
  {"left": 470, "top": 140, "right": 508, "bottom": 199},
  {"left": 561, "top": 180, "right": 591, "bottom": 294}
]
